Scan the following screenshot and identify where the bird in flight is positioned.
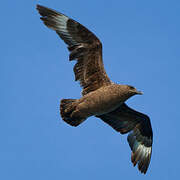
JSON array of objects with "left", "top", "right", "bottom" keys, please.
[{"left": 37, "top": 4, "right": 153, "bottom": 174}]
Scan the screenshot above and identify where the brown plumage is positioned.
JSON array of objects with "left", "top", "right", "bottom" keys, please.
[{"left": 37, "top": 4, "right": 153, "bottom": 174}]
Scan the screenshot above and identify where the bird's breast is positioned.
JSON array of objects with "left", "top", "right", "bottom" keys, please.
[{"left": 80, "top": 85, "right": 126, "bottom": 116}]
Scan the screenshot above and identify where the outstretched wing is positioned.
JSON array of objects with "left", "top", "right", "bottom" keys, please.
[
  {"left": 97, "top": 103, "right": 153, "bottom": 174},
  {"left": 37, "top": 5, "right": 111, "bottom": 95}
]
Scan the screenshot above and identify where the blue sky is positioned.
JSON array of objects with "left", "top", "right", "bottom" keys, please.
[{"left": 1, "top": 0, "right": 180, "bottom": 179}]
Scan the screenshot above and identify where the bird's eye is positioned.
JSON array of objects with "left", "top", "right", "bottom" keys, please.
[{"left": 128, "top": 86, "right": 135, "bottom": 90}]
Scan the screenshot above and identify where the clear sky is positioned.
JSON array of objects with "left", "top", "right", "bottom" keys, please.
[{"left": 1, "top": 0, "right": 180, "bottom": 179}]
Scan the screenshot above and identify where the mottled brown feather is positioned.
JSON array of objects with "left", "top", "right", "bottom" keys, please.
[{"left": 36, "top": 5, "right": 111, "bottom": 95}]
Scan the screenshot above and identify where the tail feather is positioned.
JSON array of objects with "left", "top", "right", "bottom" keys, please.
[{"left": 60, "top": 99, "right": 85, "bottom": 126}]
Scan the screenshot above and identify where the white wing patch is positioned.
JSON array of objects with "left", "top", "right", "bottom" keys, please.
[
  {"left": 52, "top": 14, "right": 77, "bottom": 45},
  {"left": 128, "top": 131, "right": 152, "bottom": 173}
]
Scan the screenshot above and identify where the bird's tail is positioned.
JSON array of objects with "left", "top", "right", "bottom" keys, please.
[{"left": 60, "top": 99, "right": 86, "bottom": 126}]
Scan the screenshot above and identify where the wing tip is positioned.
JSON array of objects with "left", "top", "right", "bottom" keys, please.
[
  {"left": 36, "top": 4, "right": 69, "bottom": 32},
  {"left": 36, "top": 4, "right": 62, "bottom": 18},
  {"left": 36, "top": 4, "right": 48, "bottom": 16},
  {"left": 131, "top": 150, "right": 151, "bottom": 174},
  {"left": 128, "top": 131, "right": 152, "bottom": 174}
]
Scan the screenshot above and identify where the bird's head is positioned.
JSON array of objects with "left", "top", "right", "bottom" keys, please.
[
  {"left": 126, "top": 85, "right": 143, "bottom": 95},
  {"left": 116, "top": 84, "right": 143, "bottom": 101}
]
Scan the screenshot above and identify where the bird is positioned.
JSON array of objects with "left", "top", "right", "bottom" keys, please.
[{"left": 36, "top": 4, "right": 153, "bottom": 174}]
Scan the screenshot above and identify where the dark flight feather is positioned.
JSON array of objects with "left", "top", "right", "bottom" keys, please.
[
  {"left": 97, "top": 103, "right": 153, "bottom": 174},
  {"left": 37, "top": 5, "right": 111, "bottom": 95}
]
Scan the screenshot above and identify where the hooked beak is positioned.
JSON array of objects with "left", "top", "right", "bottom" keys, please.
[{"left": 136, "top": 90, "right": 143, "bottom": 95}]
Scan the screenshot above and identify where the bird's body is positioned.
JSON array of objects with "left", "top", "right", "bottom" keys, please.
[
  {"left": 37, "top": 4, "right": 153, "bottom": 174},
  {"left": 66, "top": 84, "right": 140, "bottom": 118},
  {"left": 79, "top": 84, "right": 130, "bottom": 116}
]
